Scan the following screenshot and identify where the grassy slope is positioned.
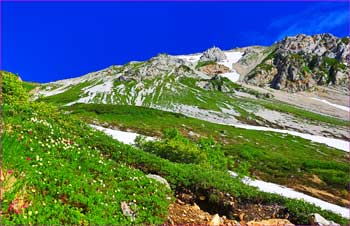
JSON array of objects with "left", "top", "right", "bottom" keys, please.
[
  {"left": 38, "top": 71, "right": 349, "bottom": 129},
  {"left": 22, "top": 81, "right": 39, "bottom": 92},
  {"left": 2, "top": 72, "right": 348, "bottom": 224},
  {"left": 2, "top": 103, "right": 171, "bottom": 223},
  {"left": 65, "top": 104, "right": 350, "bottom": 202}
]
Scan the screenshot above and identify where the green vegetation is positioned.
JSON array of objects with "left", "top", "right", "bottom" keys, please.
[
  {"left": 2, "top": 71, "right": 29, "bottom": 104},
  {"left": 2, "top": 72, "right": 348, "bottom": 224},
  {"left": 302, "top": 65, "right": 311, "bottom": 74},
  {"left": 22, "top": 81, "right": 39, "bottom": 92},
  {"left": 2, "top": 72, "right": 171, "bottom": 224},
  {"left": 256, "top": 63, "right": 274, "bottom": 72},
  {"left": 318, "top": 57, "right": 347, "bottom": 84},
  {"left": 341, "top": 37, "right": 349, "bottom": 45},
  {"left": 195, "top": 60, "right": 216, "bottom": 69},
  {"left": 92, "top": 126, "right": 347, "bottom": 225},
  {"left": 136, "top": 129, "right": 207, "bottom": 164},
  {"left": 136, "top": 129, "right": 227, "bottom": 170},
  {"left": 65, "top": 103, "right": 350, "bottom": 200},
  {"left": 38, "top": 82, "right": 92, "bottom": 105},
  {"left": 247, "top": 98, "right": 350, "bottom": 127}
]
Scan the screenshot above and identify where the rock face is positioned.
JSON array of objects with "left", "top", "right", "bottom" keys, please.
[
  {"left": 308, "top": 213, "right": 340, "bottom": 226},
  {"left": 245, "top": 33, "right": 350, "bottom": 92},
  {"left": 233, "top": 46, "right": 270, "bottom": 78},
  {"left": 123, "top": 54, "right": 197, "bottom": 81},
  {"left": 200, "top": 47, "right": 227, "bottom": 62},
  {"left": 198, "top": 63, "right": 231, "bottom": 75}
]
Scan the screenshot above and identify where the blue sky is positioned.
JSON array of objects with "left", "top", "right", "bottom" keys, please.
[{"left": 2, "top": 1, "right": 349, "bottom": 83}]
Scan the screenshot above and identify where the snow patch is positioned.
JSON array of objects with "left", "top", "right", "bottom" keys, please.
[
  {"left": 220, "top": 71, "right": 241, "bottom": 83},
  {"left": 311, "top": 98, "right": 350, "bottom": 112},
  {"left": 90, "top": 124, "right": 155, "bottom": 145},
  {"left": 229, "top": 171, "right": 349, "bottom": 219},
  {"left": 233, "top": 124, "right": 349, "bottom": 152},
  {"left": 219, "top": 51, "right": 244, "bottom": 69},
  {"left": 88, "top": 124, "right": 349, "bottom": 219},
  {"left": 175, "top": 54, "right": 202, "bottom": 63}
]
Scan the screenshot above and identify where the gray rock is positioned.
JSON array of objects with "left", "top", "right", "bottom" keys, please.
[
  {"left": 245, "top": 33, "right": 350, "bottom": 92},
  {"left": 146, "top": 174, "right": 170, "bottom": 189},
  {"left": 308, "top": 213, "right": 340, "bottom": 226},
  {"left": 200, "top": 47, "right": 227, "bottom": 62},
  {"left": 121, "top": 201, "right": 137, "bottom": 222}
]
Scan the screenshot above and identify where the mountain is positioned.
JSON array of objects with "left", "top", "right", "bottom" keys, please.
[
  {"left": 33, "top": 33, "right": 349, "bottom": 140},
  {"left": 3, "top": 34, "right": 350, "bottom": 225},
  {"left": 3, "top": 71, "right": 349, "bottom": 225},
  {"left": 243, "top": 34, "right": 349, "bottom": 92}
]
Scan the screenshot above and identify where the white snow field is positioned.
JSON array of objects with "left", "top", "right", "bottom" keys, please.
[
  {"left": 220, "top": 51, "right": 244, "bottom": 69},
  {"left": 175, "top": 53, "right": 202, "bottom": 63}
]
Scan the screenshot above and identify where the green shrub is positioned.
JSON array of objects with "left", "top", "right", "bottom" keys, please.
[
  {"left": 136, "top": 128, "right": 207, "bottom": 164},
  {"left": 2, "top": 71, "right": 29, "bottom": 104},
  {"left": 195, "top": 61, "right": 216, "bottom": 69},
  {"left": 341, "top": 37, "right": 349, "bottom": 45},
  {"left": 198, "top": 137, "right": 227, "bottom": 170}
]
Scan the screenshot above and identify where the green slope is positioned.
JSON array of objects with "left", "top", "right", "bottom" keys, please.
[
  {"left": 65, "top": 103, "right": 350, "bottom": 207},
  {"left": 3, "top": 72, "right": 348, "bottom": 224}
]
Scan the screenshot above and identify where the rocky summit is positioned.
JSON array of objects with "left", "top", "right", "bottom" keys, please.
[
  {"left": 200, "top": 46, "right": 228, "bottom": 62},
  {"left": 244, "top": 33, "right": 350, "bottom": 92}
]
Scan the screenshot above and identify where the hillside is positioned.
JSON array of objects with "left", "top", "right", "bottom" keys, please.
[
  {"left": 34, "top": 35, "right": 350, "bottom": 142},
  {"left": 2, "top": 33, "right": 350, "bottom": 225}
]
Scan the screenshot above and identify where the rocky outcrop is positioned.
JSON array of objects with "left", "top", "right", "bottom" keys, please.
[
  {"left": 200, "top": 47, "right": 227, "bottom": 62},
  {"left": 308, "top": 213, "right": 340, "bottom": 226},
  {"left": 244, "top": 33, "right": 350, "bottom": 92},
  {"left": 121, "top": 54, "right": 203, "bottom": 81},
  {"left": 196, "top": 75, "right": 232, "bottom": 92},
  {"left": 199, "top": 63, "right": 231, "bottom": 75},
  {"left": 233, "top": 46, "right": 270, "bottom": 77}
]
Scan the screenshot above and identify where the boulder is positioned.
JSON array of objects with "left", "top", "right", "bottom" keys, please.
[
  {"left": 120, "top": 201, "right": 137, "bottom": 222},
  {"left": 210, "top": 214, "right": 223, "bottom": 226},
  {"left": 308, "top": 213, "right": 340, "bottom": 226},
  {"left": 200, "top": 47, "right": 227, "bottom": 62},
  {"left": 146, "top": 174, "right": 170, "bottom": 189}
]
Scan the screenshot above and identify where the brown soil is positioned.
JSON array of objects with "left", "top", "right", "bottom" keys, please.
[
  {"left": 199, "top": 64, "right": 231, "bottom": 76},
  {"left": 293, "top": 184, "right": 350, "bottom": 207},
  {"left": 165, "top": 199, "right": 239, "bottom": 226},
  {"left": 165, "top": 197, "right": 294, "bottom": 226}
]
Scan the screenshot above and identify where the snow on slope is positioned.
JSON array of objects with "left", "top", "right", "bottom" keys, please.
[
  {"left": 310, "top": 97, "right": 350, "bottom": 112},
  {"left": 229, "top": 171, "right": 349, "bottom": 219},
  {"left": 90, "top": 124, "right": 349, "bottom": 219},
  {"left": 175, "top": 50, "right": 244, "bottom": 83},
  {"left": 220, "top": 51, "right": 244, "bottom": 69},
  {"left": 233, "top": 124, "right": 349, "bottom": 152},
  {"left": 218, "top": 51, "right": 244, "bottom": 82},
  {"left": 90, "top": 124, "right": 155, "bottom": 144},
  {"left": 175, "top": 53, "right": 202, "bottom": 63},
  {"left": 34, "top": 67, "right": 118, "bottom": 99}
]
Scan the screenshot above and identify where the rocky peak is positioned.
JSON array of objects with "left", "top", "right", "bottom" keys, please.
[
  {"left": 245, "top": 33, "right": 350, "bottom": 92},
  {"left": 121, "top": 54, "right": 198, "bottom": 81},
  {"left": 200, "top": 46, "right": 227, "bottom": 62},
  {"left": 278, "top": 33, "right": 350, "bottom": 63}
]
